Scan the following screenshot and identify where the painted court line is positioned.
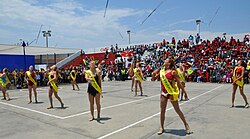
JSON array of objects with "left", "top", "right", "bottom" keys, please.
[
  {"left": 62, "top": 94, "right": 160, "bottom": 119},
  {"left": 0, "top": 90, "right": 159, "bottom": 120},
  {"left": 0, "top": 101, "right": 64, "bottom": 119},
  {"left": 97, "top": 85, "right": 224, "bottom": 139},
  {"left": 19, "top": 87, "right": 63, "bottom": 92}
]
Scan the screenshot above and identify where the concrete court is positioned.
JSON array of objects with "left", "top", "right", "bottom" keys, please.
[{"left": 0, "top": 81, "right": 250, "bottom": 139}]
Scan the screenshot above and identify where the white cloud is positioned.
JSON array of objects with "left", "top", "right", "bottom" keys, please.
[
  {"left": 0, "top": 0, "right": 144, "bottom": 48},
  {"left": 0, "top": 0, "right": 249, "bottom": 51}
]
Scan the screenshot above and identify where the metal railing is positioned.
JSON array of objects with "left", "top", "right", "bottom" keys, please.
[{"left": 56, "top": 50, "right": 82, "bottom": 68}]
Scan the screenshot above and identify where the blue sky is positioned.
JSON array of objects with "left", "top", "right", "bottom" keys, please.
[{"left": 0, "top": 0, "right": 249, "bottom": 51}]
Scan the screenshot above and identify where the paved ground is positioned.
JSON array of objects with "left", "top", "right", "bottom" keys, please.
[{"left": 0, "top": 81, "right": 250, "bottom": 139}]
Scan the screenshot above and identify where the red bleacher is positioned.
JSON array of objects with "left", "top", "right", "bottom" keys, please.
[{"left": 63, "top": 52, "right": 115, "bottom": 68}]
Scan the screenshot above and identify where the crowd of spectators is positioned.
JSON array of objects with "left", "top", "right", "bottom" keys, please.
[
  {"left": 1, "top": 34, "right": 250, "bottom": 89},
  {"left": 107, "top": 34, "right": 250, "bottom": 83}
]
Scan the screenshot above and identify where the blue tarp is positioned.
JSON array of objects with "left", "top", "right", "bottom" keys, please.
[{"left": 0, "top": 54, "right": 34, "bottom": 71}]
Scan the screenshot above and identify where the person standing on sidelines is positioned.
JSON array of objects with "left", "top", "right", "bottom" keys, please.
[
  {"left": 25, "top": 66, "right": 38, "bottom": 103},
  {"left": 47, "top": 65, "right": 64, "bottom": 109},
  {"left": 152, "top": 58, "right": 191, "bottom": 135},
  {"left": 120, "top": 67, "right": 126, "bottom": 81},
  {"left": 85, "top": 61, "right": 102, "bottom": 121},
  {"left": 231, "top": 60, "right": 249, "bottom": 108},
  {"left": 0, "top": 68, "right": 11, "bottom": 101}
]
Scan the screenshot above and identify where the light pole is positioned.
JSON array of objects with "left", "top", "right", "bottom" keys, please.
[
  {"left": 22, "top": 41, "right": 27, "bottom": 71},
  {"left": 42, "top": 30, "right": 51, "bottom": 66},
  {"left": 196, "top": 20, "right": 201, "bottom": 35},
  {"left": 127, "top": 30, "right": 131, "bottom": 46}
]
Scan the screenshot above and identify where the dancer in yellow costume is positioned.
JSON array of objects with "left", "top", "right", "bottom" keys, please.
[
  {"left": 152, "top": 58, "right": 191, "bottom": 135},
  {"left": 25, "top": 66, "right": 38, "bottom": 103},
  {"left": 177, "top": 63, "right": 189, "bottom": 101},
  {"left": 70, "top": 67, "right": 80, "bottom": 91},
  {"left": 127, "top": 62, "right": 136, "bottom": 92},
  {"left": 85, "top": 61, "right": 102, "bottom": 121},
  {"left": 133, "top": 62, "right": 145, "bottom": 96},
  {"left": 0, "top": 68, "right": 11, "bottom": 101},
  {"left": 47, "top": 65, "right": 64, "bottom": 109},
  {"left": 231, "top": 60, "right": 249, "bottom": 108}
]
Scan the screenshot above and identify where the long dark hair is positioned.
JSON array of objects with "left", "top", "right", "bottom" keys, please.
[
  {"left": 137, "top": 62, "right": 142, "bottom": 68},
  {"left": 168, "top": 58, "right": 176, "bottom": 70},
  {"left": 241, "top": 60, "right": 247, "bottom": 69}
]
